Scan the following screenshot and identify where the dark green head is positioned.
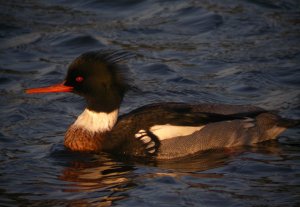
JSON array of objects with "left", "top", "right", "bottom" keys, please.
[{"left": 64, "top": 50, "right": 131, "bottom": 112}]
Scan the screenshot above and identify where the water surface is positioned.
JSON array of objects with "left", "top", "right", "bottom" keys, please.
[{"left": 0, "top": 0, "right": 300, "bottom": 206}]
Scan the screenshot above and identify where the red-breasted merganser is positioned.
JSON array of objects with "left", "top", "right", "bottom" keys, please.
[{"left": 26, "top": 50, "right": 299, "bottom": 159}]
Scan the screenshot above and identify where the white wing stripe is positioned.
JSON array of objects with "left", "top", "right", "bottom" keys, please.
[{"left": 149, "top": 124, "right": 204, "bottom": 141}]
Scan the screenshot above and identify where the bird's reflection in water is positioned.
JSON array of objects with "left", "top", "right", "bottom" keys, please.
[
  {"left": 55, "top": 140, "right": 286, "bottom": 206},
  {"left": 56, "top": 152, "right": 136, "bottom": 207}
]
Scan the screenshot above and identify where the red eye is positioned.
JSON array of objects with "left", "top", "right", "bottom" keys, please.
[{"left": 75, "top": 76, "right": 84, "bottom": 83}]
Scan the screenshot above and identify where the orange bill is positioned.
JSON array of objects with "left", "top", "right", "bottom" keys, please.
[{"left": 26, "top": 82, "right": 73, "bottom": 94}]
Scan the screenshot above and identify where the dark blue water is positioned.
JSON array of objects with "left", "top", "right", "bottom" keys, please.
[{"left": 1, "top": 0, "right": 300, "bottom": 206}]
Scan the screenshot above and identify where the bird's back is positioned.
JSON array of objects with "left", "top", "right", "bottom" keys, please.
[{"left": 112, "top": 103, "right": 290, "bottom": 159}]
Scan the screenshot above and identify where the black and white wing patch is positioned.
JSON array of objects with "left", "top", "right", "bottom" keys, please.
[
  {"left": 134, "top": 124, "right": 204, "bottom": 155},
  {"left": 135, "top": 129, "right": 158, "bottom": 155}
]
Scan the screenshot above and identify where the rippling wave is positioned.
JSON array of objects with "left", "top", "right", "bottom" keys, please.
[{"left": 0, "top": 0, "right": 299, "bottom": 206}]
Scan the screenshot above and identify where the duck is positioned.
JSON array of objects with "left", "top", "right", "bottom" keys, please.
[{"left": 26, "top": 50, "right": 299, "bottom": 160}]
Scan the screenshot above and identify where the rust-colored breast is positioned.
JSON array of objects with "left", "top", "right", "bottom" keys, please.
[{"left": 64, "top": 126, "right": 103, "bottom": 152}]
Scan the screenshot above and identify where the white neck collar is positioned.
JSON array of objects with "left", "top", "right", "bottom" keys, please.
[{"left": 73, "top": 108, "right": 119, "bottom": 133}]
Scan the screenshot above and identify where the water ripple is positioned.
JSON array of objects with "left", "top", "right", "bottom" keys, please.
[{"left": 0, "top": 0, "right": 299, "bottom": 206}]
